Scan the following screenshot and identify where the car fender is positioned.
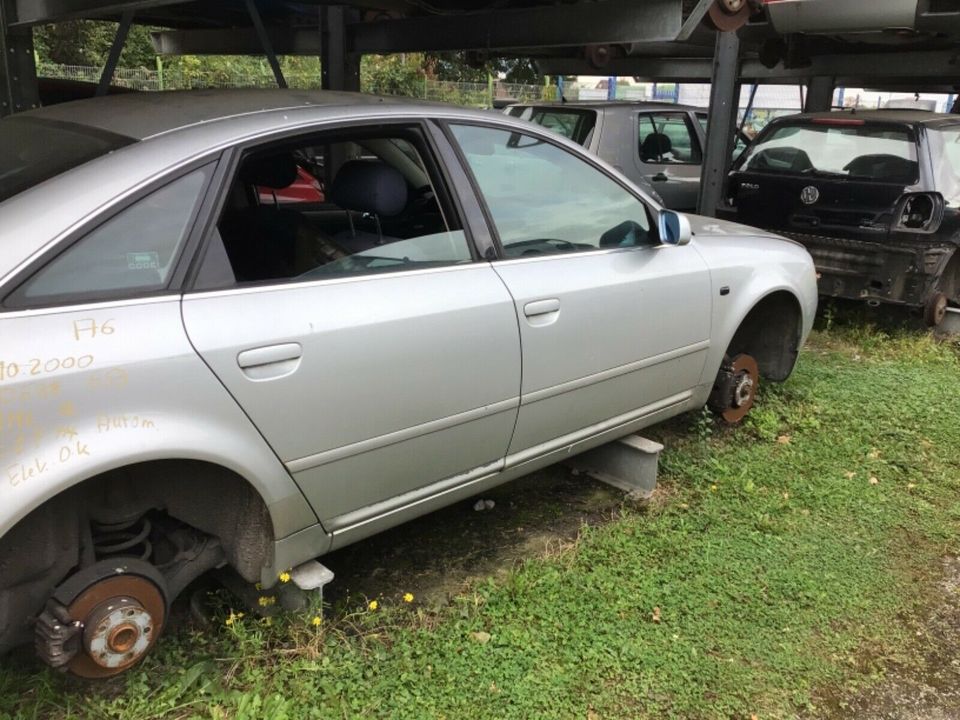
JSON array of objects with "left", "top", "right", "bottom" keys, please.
[
  {"left": 691, "top": 230, "right": 818, "bottom": 392},
  {"left": 0, "top": 298, "right": 319, "bottom": 542}
]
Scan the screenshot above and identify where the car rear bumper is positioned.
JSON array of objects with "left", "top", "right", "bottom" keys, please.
[{"left": 778, "top": 231, "right": 955, "bottom": 308}]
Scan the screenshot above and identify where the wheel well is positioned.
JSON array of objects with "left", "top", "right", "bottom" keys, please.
[
  {"left": 0, "top": 460, "right": 273, "bottom": 654},
  {"left": 726, "top": 291, "right": 804, "bottom": 383}
]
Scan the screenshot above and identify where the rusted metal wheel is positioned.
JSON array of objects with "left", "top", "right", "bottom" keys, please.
[
  {"left": 923, "top": 291, "right": 948, "bottom": 327},
  {"left": 720, "top": 353, "right": 759, "bottom": 424},
  {"left": 705, "top": 0, "right": 752, "bottom": 32},
  {"left": 40, "top": 560, "right": 167, "bottom": 678}
]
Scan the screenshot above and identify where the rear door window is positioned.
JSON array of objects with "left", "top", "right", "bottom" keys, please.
[
  {"left": 5, "top": 166, "right": 211, "bottom": 307},
  {"left": 737, "top": 120, "right": 919, "bottom": 183},
  {"left": 513, "top": 107, "right": 598, "bottom": 146},
  {"left": 639, "top": 112, "right": 702, "bottom": 164}
]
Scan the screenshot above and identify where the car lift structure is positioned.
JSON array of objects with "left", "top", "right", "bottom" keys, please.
[{"left": 4, "top": 0, "right": 960, "bottom": 217}]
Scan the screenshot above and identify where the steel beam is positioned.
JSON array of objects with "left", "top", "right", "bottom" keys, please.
[
  {"left": 245, "top": 0, "right": 286, "bottom": 89},
  {"left": 321, "top": 5, "right": 359, "bottom": 93},
  {"left": 0, "top": 5, "right": 38, "bottom": 117},
  {"left": 152, "top": 27, "right": 323, "bottom": 56},
  {"left": 567, "top": 435, "right": 663, "bottom": 500},
  {"left": 5, "top": 0, "right": 182, "bottom": 26},
  {"left": 697, "top": 31, "right": 740, "bottom": 217},
  {"left": 96, "top": 8, "right": 133, "bottom": 96},
  {"left": 804, "top": 74, "right": 835, "bottom": 112},
  {"left": 539, "top": 48, "right": 960, "bottom": 87},
  {"left": 349, "top": 0, "right": 683, "bottom": 53}
]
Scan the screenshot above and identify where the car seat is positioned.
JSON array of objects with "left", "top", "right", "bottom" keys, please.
[
  {"left": 221, "top": 153, "right": 344, "bottom": 281},
  {"left": 329, "top": 160, "right": 409, "bottom": 254},
  {"left": 641, "top": 132, "right": 672, "bottom": 162}
]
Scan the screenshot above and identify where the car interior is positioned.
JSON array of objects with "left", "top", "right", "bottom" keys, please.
[{"left": 208, "top": 129, "right": 469, "bottom": 287}]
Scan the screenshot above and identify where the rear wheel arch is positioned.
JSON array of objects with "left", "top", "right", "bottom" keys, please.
[{"left": 0, "top": 459, "right": 277, "bottom": 657}]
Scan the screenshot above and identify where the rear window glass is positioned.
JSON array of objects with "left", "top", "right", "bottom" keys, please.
[
  {"left": 511, "top": 107, "right": 598, "bottom": 146},
  {"left": 0, "top": 117, "right": 134, "bottom": 203},
  {"left": 735, "top": 121, "right": 918, "bottom": 184}
]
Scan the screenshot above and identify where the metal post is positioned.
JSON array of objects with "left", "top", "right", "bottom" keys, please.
[
  {"left": 321, "top": 5, "right": 360, "bottom": 92},
  {"left": 804, "top": 75, "right": 835, "bottom": 112},
  {"left": 696, "top": 31, "right": 740, "bottom": 218},
  {"left": 96, "top": 9, "right": 134, "bottom": 97},
  {"left": 245, "top": 0, "right": 287, "bottom": 89},
  {"left": 607, "top": 75, "right": 616, "bottom": 101},
  {"left": 0, "top": 6, "right": 39, "bottom": 117}
]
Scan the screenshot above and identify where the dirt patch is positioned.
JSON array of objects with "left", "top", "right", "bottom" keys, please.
[
  {"left": 319, "top": 465, "right": 629, "bottom": 608},
  {"left": 815, "top": 556, "right": 960, "bottom": 720}
]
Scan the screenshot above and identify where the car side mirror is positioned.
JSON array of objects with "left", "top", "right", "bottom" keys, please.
[
  {"left": 659, "top": 210, "right": 692, "bottom": 246},
  {"left": 892, "top": 192, "right": 944, "bottom": 234}
]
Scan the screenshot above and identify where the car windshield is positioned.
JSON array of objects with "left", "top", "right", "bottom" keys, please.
[
  {"left": 736, "top": 120, "right": 919, "bottom": 184},
  {"left": 511, "top": 107, "right": 598, "bottom": 146},
  {"left": 0, "top": 117, "right": 134, "bottom": 203}
]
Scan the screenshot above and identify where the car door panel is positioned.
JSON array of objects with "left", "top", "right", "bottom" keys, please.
[
  {"left": 493, "top": 249, "right": 711, "bottom": 455},
  {"left": 183, "top": 261, "right": 520, "bottom": 527},
  {"left": 635, "top": 112, "right": 703, "bottom": 211}
]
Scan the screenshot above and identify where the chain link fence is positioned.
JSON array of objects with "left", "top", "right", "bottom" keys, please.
[{"left": 37, "top": 63, "right": 558, "bottom": 107}]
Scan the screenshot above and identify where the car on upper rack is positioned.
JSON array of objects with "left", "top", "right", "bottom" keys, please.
[
  {"left": 0, "top": 89, "right": 816, "bottom": 678},
  {"left": 726, "top": 109, "right": 960, "bottom": 326},
  {"left": 504, "top": 100, "right": 751, "bottom": 211}
]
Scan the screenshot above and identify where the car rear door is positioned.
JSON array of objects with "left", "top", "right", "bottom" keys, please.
[
  {"left": 446, "top": 122, "right": 711, "bottom": 463},
  {"left": 634, "top": 111, "right": 703, "bottom": 211},
  {"left": 180, "top": 121, "right": 521, "bottom": 533}
]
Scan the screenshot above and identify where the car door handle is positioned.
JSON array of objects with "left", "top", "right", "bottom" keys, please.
[
  {"left": 237, "top": 343, "right": 302, "bottom": 380},
  {"left": 524, "top": 298, "right": 561, "bottom": 319},
  {"left": 651, "top": 172, "right": 669, "bottom": 182}
]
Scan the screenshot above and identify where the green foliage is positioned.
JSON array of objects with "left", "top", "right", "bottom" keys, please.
[
  {"left": 34, "top": 20, "right": 158, "bottom": 68},
  {"left": 1, "top": 327, "right": 958, "bottom": 719},
  {"left": 362, "top": 54, "right": 426, "bottom": 96}
]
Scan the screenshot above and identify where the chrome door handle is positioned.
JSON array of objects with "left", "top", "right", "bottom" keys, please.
[
  {"left": 523, "top": 299, "right": 560, "bottom": 318},
  {"left": 237, "top": 343, "right": 302, "bottom": 380},
  {"left": 651, "top": 172, "right": 669, "bottom": 182}
]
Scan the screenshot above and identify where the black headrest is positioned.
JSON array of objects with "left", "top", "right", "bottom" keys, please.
[
  {"left": 240, "top": 153, "right": 298, "bottom": 190},
  {"left": 330, "top": 160, "right": 408, "bottom": 217},
  {"left": 641, "top": 132, "right": 672, "bottom": 161}
]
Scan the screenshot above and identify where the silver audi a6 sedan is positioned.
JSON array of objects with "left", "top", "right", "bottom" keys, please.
[{"left": 0, "top": 90, "right": 817, "bottom": 677}]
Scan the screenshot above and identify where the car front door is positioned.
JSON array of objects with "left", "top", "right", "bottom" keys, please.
[
  {"left": 634, "top": 111, "right": 704, "bottom": 211},
  {"left": 447, "top": 122, "right": 712, "bottom": 463},
  {"left": 181, "top": 122, "right": 521, "bottom": 534}
]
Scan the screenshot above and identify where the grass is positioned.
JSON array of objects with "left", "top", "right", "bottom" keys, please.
[{"left": 1, "top": 323, "right": 959, "bottom": 720}]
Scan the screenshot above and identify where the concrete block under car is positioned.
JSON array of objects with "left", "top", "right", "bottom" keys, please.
[{"left": 567, "top": 435, "right": 664, "bottom": 501}]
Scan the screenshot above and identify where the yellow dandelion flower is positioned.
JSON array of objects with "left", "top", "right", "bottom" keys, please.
[
  {"left": 368, "top": 599, "right": 379, "bottom": 611},
  {"left": 278, "top": 571, "right": 291, "bottom": 584},
  {"left": 258, "top": 595, "right": 276, "bottom": 607},
  {"left": 224, "top": 611, "right": 244, "bottom": 626},
  {"left": 710, "top": 484, "right": 718, "bottom": 492},
  {"left": 403, "top": 593, "right": 414, "bottom": 603},
  {"left": 254, "top": 582, "right": 262, "bottom": 590},
  {"left": 311, "top": 616, "right": 323, "bottom": 627}
]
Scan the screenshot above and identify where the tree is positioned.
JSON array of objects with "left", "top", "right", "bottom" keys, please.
[{"left": 34, "top": 20, "right": 158, "bottom": 68}]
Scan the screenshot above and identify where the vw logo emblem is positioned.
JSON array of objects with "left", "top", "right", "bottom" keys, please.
[{"left": 801, "top": 186, "right": 820, "bottom": 205}]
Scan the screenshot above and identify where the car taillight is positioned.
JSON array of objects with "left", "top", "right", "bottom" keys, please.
[{"left": 811, "top": 117, "right": 866, "bottom": 126}]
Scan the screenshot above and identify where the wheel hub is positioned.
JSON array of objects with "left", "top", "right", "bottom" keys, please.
[
  {"left": 83, "top": 596, "right": 156, "bottom": 672},
  {"left": 36, "top": 559, "right": 168, "bottom": 678},
  {"left": 720, "top": 354, "right": 759, "bottom": 424},
  {"left": 706, "top": 0, "right": 752, "bottom": 31}
]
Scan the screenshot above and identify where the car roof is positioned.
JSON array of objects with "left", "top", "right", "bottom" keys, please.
[
  {"left": 508, "top": 100, "right": 703, "bottom": 113},
  {"left": 778, "top": 109, "right": 960, "bottom": 128},
  {"left": 9, "top": 88, "right": 441, "bottom": 140}
]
